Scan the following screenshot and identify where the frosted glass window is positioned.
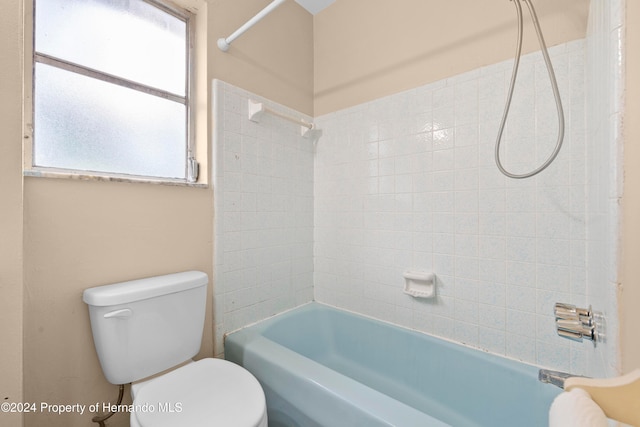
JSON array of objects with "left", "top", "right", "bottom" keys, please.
[
  {"left": 35, "top": 0, "right": 187, "bottom": 95},
  {"left": 34, "top": 63, "right": 186, "bottom": 178},
  {"left": 32, "top": 0, "right": 194, "bottom": 181}
]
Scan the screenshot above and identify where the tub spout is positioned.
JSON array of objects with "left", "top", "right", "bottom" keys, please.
[{"left": 538, "top": 369, "right": 587, "bottom": 389}]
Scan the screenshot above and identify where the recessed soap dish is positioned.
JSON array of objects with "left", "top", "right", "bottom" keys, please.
[{"left": 403, "top": 271, "right": 436, "bottom": 298}]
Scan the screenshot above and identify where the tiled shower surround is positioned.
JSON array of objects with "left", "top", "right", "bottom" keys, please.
[
  {"left": 585, "top": 0, "right": 624, "bottom": 378},
  {"left": 213, "top": 80, "right": 314, "bottom": 355},
  {"left": 314, "top": 39, "right": 592, "bottom": 373},
  {"left": 215, "top": 28, "right": 621, "bottom": 375}
]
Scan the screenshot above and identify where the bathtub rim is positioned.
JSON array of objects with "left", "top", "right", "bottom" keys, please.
[{"left": 224, "top": 301, "right": 554, "bottom": 375}]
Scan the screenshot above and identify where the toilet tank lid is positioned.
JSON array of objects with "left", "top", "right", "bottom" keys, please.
[{"left": 82, "top": 271, "right": 208, "bottom": 307}]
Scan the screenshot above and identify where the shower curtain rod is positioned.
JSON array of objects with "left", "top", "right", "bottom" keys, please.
[{"left": 217, "top": 0, "right": 287, "bottom": 52}]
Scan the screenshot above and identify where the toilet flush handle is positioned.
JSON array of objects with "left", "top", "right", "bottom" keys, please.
[{"left": 103, "top": 308, "right": 132, "bottom": 319}]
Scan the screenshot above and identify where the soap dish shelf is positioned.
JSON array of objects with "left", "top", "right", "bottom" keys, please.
[{"left": 403, "top": 271, "right": 436, "bottom": 298}]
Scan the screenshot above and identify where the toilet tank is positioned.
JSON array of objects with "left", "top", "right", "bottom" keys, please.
[{"left": 82, "top": 271, "right": 208, "bottom": 385}]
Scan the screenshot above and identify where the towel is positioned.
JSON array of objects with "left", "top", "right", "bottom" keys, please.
[{"left": 549, "top": 388, "right": 608, "bottom": 427}]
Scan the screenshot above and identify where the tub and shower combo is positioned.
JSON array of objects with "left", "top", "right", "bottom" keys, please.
[
  {"left": 221, "top": 0, "right": 577, "bottom": 426},
  {"left": 225, "top": 303, "right": 560, "bottom": 427}
]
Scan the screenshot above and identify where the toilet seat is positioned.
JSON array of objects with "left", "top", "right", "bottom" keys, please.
[{"left": 131, "top": 358, "right": 267, "bottom": 427}]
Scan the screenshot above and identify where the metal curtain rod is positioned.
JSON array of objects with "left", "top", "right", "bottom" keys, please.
[{"left": 217, "top": 0, "right": 287, "bottom": 52}]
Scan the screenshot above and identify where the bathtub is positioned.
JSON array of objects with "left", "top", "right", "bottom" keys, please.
[{"left": 224, "top": 303, "right": 560, "bottom": 427}]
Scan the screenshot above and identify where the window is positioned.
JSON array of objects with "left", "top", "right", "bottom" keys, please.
[{"left": 31, "top": 0, "right": 198, "bottom": 182}]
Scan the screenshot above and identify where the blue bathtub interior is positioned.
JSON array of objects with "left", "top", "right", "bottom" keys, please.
[{"left": 225, "top": 303, "right": 560, "bottom": 427}]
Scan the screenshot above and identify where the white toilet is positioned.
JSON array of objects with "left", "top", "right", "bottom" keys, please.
[{"left": 82, "top": 271, "right": 268, "bottom": 427}]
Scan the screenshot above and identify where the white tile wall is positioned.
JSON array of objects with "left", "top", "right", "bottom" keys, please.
[
  {"left": 585, "top": 0, "right": 624, "bottom": 378},
  {"left": 213, "top": 4, "right": 623, "bottom": 376},
  {"left": 213, "top": 80, "right": 314, "bottom": 356},
  {"left": 314, "top": 40, "right": 594, "bottom": 372}
]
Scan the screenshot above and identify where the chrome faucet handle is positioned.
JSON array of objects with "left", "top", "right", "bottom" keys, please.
[
  {"left": 554, "top": 303, "right": 593, "bottom": 324},
  {"left": 556, "top": 318, "right": 597, "bottom": 343},
  {"left": 557, "top": 327, "right": 584, "bottom": 342},
  {"left": 574, "top": 305, "right": 593, "bottom": 324},
  {"left": 555, "top": 303, "right": 574, "bottom": 318},
  {"left": 554, "top": 302, "right": 579, "bottom": 319},
  {"left": 554, "top": 302, "right": 597, "bottom": 346}
]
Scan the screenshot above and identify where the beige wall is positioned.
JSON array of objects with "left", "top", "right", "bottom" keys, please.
[
  {"left": 7, "top": 1, "right": 314, "bottom": 427},
  {"left": 23, "top": 180, "right": 214, "bottom": 427},
  {"left": 0, "top": 0, "right": 24, "bottom": 426},
  {"left": 622, "top": 0, "right": 640, "bottom": 373},
  {"left": 209, "top": 0, "right": 314, "bottom": 116},
  {"left": 314, "top": 0, "right": 590, "bottom": 115}
]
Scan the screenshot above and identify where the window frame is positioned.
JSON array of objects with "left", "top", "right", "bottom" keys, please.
[{"left": 24, "top": 0, "right": 202, "bottom": 185}]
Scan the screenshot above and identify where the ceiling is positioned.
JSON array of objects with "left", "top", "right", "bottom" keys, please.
[{"left": 294, "top": 0, "right": 336, "bottom": 15}]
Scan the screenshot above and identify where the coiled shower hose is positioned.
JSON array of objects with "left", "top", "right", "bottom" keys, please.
[{"left": 495, "top": 0, "right": 565, "bottom": 179}]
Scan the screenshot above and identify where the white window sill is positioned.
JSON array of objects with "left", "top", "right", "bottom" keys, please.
[{"left": 23, "top": 168, "right": 208, "bottom": 188}]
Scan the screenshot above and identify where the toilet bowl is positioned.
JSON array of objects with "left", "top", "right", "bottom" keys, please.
[
  {"left": 130, "top": 359, "right": 267, "bottom": 427},
  {"left": 82, "top": 271, "right": 267, "bottom": 426}
]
